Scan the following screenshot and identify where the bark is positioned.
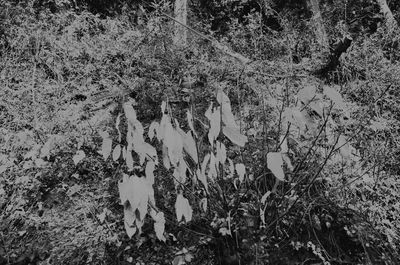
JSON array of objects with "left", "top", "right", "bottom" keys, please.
[
  {"left": 376, "top": 0, "right": 398, "bottom": 29},
  {"left": 173, "top": 0, "right": 187, "bottom": 47},
  {"left": 307, "top": 0, "right": 329, "bottom": 53}
]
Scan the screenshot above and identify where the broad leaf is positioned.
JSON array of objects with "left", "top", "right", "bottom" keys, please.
[
  {"left": 153, "top": 211, "right": 166, "bottom": 242},
  {"left": 101, "top": 134, "right": 112, "bottom": 161},
  {"left": 267, "top": 152, "right": 285, "bottom": 181},
  {"left": 175, "top": 193, "right": 193, "bottom": 223},
  {"left": 148, "top": 121, "right": 159, "bottom": 140},
  {"left": 235, "top": 163, "right": 246, "bottom": 182},
  {"left": 72, "top": 150, "right": 86, "bottom": 165},
  {"left": 297, "top": 85, "right": 316, "bottom": 103},
  {"left": 112, "top": 144, "right": 121, "bottom": 161},
  {"left": 323, "top": 85, "right": 346, "bottom": 110},
  {"left": 222, "top": 126, "right": 247, "bottom": 147}
]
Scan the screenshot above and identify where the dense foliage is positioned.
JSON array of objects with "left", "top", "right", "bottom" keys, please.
[{"left": 1, "top": 1, "right": 400, "bottom": 264}]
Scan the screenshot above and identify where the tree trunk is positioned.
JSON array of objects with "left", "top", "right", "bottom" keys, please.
[
  {"left": 174, "top": 0, "right": 187, "bottom": 47},
  {"left": 307, "top": 0, "right": 329, "bottom": 53},
  {"left": 376, "top": 0, "right": 398, "bottom": 29}
]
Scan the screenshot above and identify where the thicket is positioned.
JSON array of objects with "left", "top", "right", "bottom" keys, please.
[{"left": 1, "top": 1, "right": 400, "bottom": 265}]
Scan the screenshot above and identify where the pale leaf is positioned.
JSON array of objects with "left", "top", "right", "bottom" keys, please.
[
  {"left": 267, "top": 152, "right": 285, "bottom": 181},
  {"left": 153, "top": 212, "right": 166, "bottom": 242},
  {"left": 199, "top": 198, "right": 208, "bottom": 213},
  {"left": 209, "top": 152, "right": 218, "bottom": 180},
  {"left": 323, "top": 85, "right": 346, "bottom": 110},
  {"left": 207, "top": 107, "right": 221, "bottom": 146},
  {"left": 217, "top": 90, "right": 238, "bottom": 129},
  {"left": 227, "top": 158, "right": 235, "bottom": 178},
  {"left": 166, "top": 129, "right": 183, "bottom": 167},
  {"left": 196, "top": 168, "right": 208, "bottom": 193},
  {"left": 145, "top": 161, "right": 156, "bottom": 186},
  {"left": 222, "top": 126, "right": 248, "bottom": 147},
  {"left": 177, "top": 128, "right": 198, "bottom": 163},
  {"left": 125, "top": 150, "right": 134, "bottom": 171},
  {"left": 175, "top": 193, "right": 193, "bottom": 223},
  {"left": 282, "top": 153, "right": 294, "bottom": 171},
  {"left": 186, "top": 110, "right": 197, "bottom": 137},
  {"left": 148, "top": 121, "right": 159, "bottom": 140},
  {"left": 201, "top": 153, "right": 210, "bottom": 178},
  {"left": 280, "top": 135, "right": 288, "bottom": 153},
  {"left": 101, "top": 136, "right": 112, "bottom": 160},
  {"left": 216, "top": 141, "right": 227, "bottom": 166},
  {"left": 235, "top": 163, "right": 246, "bottom": 182},
  {"left": 112, "top": 144, "right": 121, "bottom": 161},
  {"left": 173, "top": 256, "right": 185, "bottom": 265},
  {"left": 297, "top": 85, "right": 316, "bottom": 103},
  {"left": 115, "top": 113, "right": 122, "bottom": 142},
  {"left": 123, "top": 206, "right": 137, "bottom": 239},
  {"left": 72, "top": 150, "right": 86, "bottom": 165},
  {"left": 162, "top": 144, "right": 171, "bottom": 170},
  {"left": 261, "top": 191, "right": 271, "bottom": 204}
]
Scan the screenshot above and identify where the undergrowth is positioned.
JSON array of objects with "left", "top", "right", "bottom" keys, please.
[{"left": 1, "top": 2, "right": 400, "bottom": 265}]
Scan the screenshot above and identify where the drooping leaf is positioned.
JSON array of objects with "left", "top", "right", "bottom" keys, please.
[
  {"left": 267, "top": 152, "right": 285, "bottom": 181},
  {"left": 72, "top": 150, "right": 86, "bottom": 165},
  {"left": 118, "top": 174, "right": 152, "bottom": 222},
  {"left": 101, "top": 134, "right": 112, "bottom": 161},
  {"left": 125, "top": 148, "right": 134, "bottom": 171},
  {"left": 207, "top": 107, "right": 221, "bottom": 147},
  {"left": 145, "top": 161, "right": 156, "bottom": 186},
  {"left": 186, "top": 110, "right": 197, "bottom": 137},
  {"left": 261, "top": 191, "right": 271, "bottom": 204},
  {"left": 115, "top": 113, "right": 122, "bottom": 142},
  {"left": 297, "top": 85, "right": 316, "bottom": 104},
  {"left": 164, "top": 124, "right": 183, "bottom": 167},
  {"left": 199, "top": 198, "right": 207, "bottom": 213},
  {"left": 222, "top": 126, "right": 247, "bottom": 147},
  {"left": 280, "top": 135, "right": 288, "bottom": 153},
  {"left": 216, "top": 141, "right": 227, "bottom": 166},
  {"left": 227, "top": 158, "right": 235, "bottom": 178},
  {"left": 196, "top": 169, "right": 208, "bottom": 193},
  {"left": 208, "top": 152, "right": 218, "bottom": 180},
  {"left": 162, "top": 144, "right": 171, "bottom": 169},
  {"left": 175, "top": 193, "right": 193, "bottom": 223},
  {"left": 282, "top": 153, "right": 294, "bottom": 172},
  {"left": 323, "top": 85, "right": 346, "bottom": 110},
  {"left": 112, "top": 144, "right": 121, "bottom": 161},
  {"left": 153, "top": 211, "right": 166, "bottom": 242},
  {"left": 235, "top": 163, "right": 246, "bottom": 182},
  {"left": 123, "top": 204, "right": 137, "bottom": 239},
  {"left": 148, "top": 121, "right": 159, "bottom": 140},
  {"left": 177, "top": 128, "right": 198, "bottom": 163}
]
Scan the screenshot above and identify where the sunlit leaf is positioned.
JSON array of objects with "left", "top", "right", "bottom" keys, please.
[
  {"left": 101, "top": 135, "right": 112, "bottom": 161},
  {"left": 209, "top": 152, "right": 218, "bottom": 180},
  {"left": 175, "top": 193, "right": 193, "bottom": 223},
  {"left": 145, "top": 161, "right": 156, "bottom": 186},
  {"left": 186, "top": 110, "right": 197, "bottom": 137},
  {"left": 207, "top": 106, "right": 221, "bottom": 146},
  {"left": 112, "top": 144, "right": 121, "bottom": 161},
  {"left": 72, "top": 150, "right": 86, "bottom": 165},
  {"left": 261, "top": 191, "right": 271, "bottom": 204},
  {"left": 199, "top": 198, "right": 208, "bottom": 213},
  {"left": 323, "top": 85, "right": 346, "bottom": 110},
  {"left": 115, "top": 113, "right": 122, "bottom": 142},
  {"left": 153, "top": 211, "right": 166, "bottom": 242},
  {"left": 148, "top": 121, "right": 159, "bottom": 140},
  {"left": 235, "top": 163, "right": 246, "bottom": 182},
  {"left": 297, "top": 85, "right": 316, "bottom": 103},
  {"left": 222, "top": 126, "right": 247, "bottom": 147},
  {"left": 125, "top": 149, "right": 134, "bottom": 171},
  {"left": 216, "top": 141, "right": 227, "bottom": 166},
  {"left": 267, "top": 152, "right": 285, "bottom": 181}
]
